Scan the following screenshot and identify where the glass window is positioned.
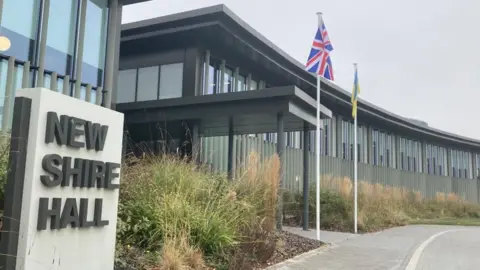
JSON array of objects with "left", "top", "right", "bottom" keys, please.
[
  {"left": 116, "top": 69, "right": 137, "bottom": 103},
  {"left": 159, "top": 63, "right": 183, "bottom": 99},
  {"left": 137, "top": 66, "right": 159, "bottom": 101},
  {"left": 223, "top": 68, "right": 233, "bottom": 93},
  {"left": 45, "top": 0, "right": 78, "bottom": 76},
  {"left": 250, "top": 80, "right": 258, "bottom": 90},
  {"left": 237, "top": 75, "right": 246, "bottom": 91},
  {"left": 81, "top": 0, "right": 108, "bottom": 86},
  {"left": 0, "top": 0, "right": 41, "bottom": 61},
  {"left": 204, "top": 64, "right": 215, "bottom": 95}
]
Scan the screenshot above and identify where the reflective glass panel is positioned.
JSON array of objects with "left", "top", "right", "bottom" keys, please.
[
  {"left": 45, "top": 0, "right": 78, "bottom": 76},
  {"left": 81, "top": 0, "right": 108, "bottom": 86},
  {"left": 0, "top": 0, "right": 41, "bottom": 61}
]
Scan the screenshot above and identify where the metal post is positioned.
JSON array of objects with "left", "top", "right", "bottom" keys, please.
[
  {"left": 85, "top": 84, "right": 92, "bottom": 102},
  {"left": 74, "top": 0, "right": 87, "bottom": 99},
  {"left": 36, "top": 0, "right": 50, "bottom": 87},
  {"left": 276, "top": 112, "right": 285, "bottom": 230},
  {"left": 227, "top": 117, "right": 234, "bottom": 180},
  {"left": 63, "top": 75, "right": 70, "bottom": 95},
  {"left": 303, "top": 122, "right": 310, "bottom": 231},
  {"left": 21, "top": 61, "right": 31, "bottom": 88},
  {"left": 2, "top": 57, "right": 15, "bottom": 131},
  {"left": 104, "top": 0, "right": 119, "bottom": 108},
  {"left": 96, "top": 86, "right": 103, "bottom": 105},
  {"left": 50, "top": 72, "right": 58, "bottom": 91}
]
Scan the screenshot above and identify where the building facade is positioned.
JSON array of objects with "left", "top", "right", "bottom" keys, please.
[
  {"left": 0, "top": 0, "right": 149, "bottom": 130},
  {"left": 117, "top": 5, "right": 480, "bottom": 203}
]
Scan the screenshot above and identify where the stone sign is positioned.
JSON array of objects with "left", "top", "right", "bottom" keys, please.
[{"left": 0, "top": 88, "right": 124, "bottom": 270}]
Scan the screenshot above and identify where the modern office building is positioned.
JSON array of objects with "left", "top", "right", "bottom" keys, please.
[
  {"left": 0, "top": 0, "right": 150, "bottom": 129},
  {"left": 117, "top": 5, "right": 480, "bottom": 203}
]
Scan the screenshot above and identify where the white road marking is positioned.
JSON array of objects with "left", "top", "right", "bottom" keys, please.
[{"left": 405, "top": 229, "right": 459, "bottom": 270}]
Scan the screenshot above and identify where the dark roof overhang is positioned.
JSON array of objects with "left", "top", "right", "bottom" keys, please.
[{"left": 117, "top": 86, "right": 332, "bottom": 138}]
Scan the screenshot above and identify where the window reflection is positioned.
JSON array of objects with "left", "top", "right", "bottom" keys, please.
[
  {"left": 81, "top": 0, "right": 108, "bottom": 86},
  {"left": 0, "top": 0, "right": 41, "bottom": 62},
  {"left": 250, "top": 80, "right": 258, "bottom": 90},
  {"left": 45, "top": 0, "right": 78, "bottom": 76},
  {"left": 223, "top": 68, "right": 233, "bottom": 93},
  {"left": 137, "top": 66, "right": 159, "bottom": 101},
  {"left": 237, "top": 75, "right": 246, "bottom": 91}
]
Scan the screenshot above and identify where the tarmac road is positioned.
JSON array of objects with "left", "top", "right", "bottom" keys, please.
[{"left": 270, "top": 225, "right": 480, "bottom": 270}]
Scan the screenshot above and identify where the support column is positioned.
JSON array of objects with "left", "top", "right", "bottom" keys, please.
[
  {"left": 2, "top": 57, "right": 15, "bottom": 131},
  {"left": 246, "top": 74, "right": 252, "bottom": 90},
  {"left": 36, "top": 0, "right": 50, "bottom": 87},
  {"left": 104, "top": 0, "right": 120, "bottom": 108},
  {"left": 227, "top": 117, "right": 234, "bottom": 180},
  {"left": 110, "top": 0, "right": 123, "bottom": 109},
  {"left": 203, "top": 50, "right": 210, "bottom": 95},
  {"left": 421, "top": 141, "right": 427, "bottom": 174},
  {"left": 276, "top": 112, "right": 285, "bottom": 230},
  {"left": 336, "top": 115, "right": 342, "bottom": 158},
  {"left": 74, "top": 0, "right": 88, "bottom": 98},
  {"left": 302, "top": 122, "right": 310, "bottom": 231}
]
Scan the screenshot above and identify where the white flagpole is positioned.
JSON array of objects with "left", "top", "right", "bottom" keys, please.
[
  {"left": 315, "top": 12, "right": 323, "bottom": 241},
  {"left": 353, "top": 63, "right": 358, "bottom": 234}
]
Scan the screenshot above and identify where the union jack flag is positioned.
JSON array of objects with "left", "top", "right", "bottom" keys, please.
[{"left": 305, "top": 20, "right": 334, "bottom": 80}]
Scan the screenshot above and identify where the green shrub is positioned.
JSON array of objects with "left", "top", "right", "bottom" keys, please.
[{"left": 117, "top": 153, "right": 280, "bottom": 268}]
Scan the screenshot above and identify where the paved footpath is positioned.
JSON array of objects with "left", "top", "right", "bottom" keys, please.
[{"left": 270, "top": 225, "right": 480, "bottom": 270}]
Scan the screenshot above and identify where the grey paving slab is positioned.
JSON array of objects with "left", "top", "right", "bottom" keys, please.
[{"left": 272, "top": 225, "right": 480, "bottom": 270}]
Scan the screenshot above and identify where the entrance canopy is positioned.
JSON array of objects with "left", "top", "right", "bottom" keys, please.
[{"left": 116, "top": 86, "right": 332, "bottom": 140}]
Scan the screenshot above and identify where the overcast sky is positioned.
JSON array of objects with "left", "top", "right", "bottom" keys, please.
[{"left": 123, "top": 0, "right": 480, "bottom": 139}]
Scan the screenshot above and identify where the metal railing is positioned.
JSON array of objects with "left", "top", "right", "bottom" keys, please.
[{"left": 0, "top": 55, "right": 105, "bottom": 131}]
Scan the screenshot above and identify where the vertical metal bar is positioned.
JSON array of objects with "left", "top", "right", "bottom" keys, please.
[
  {"left": 227, "top": 117, "right": 234, "bottom": 180},
  {"left": 63, "top": 75, "right": 70, "bottom": 95},
  {"left": 203, "top": 50, "right": 210, "bottom": 95},
  {"left": 96, "top": 86, "right": 103, "bottom": 105},
  {"left": 276, "top": 112, "right": 285, "bottom": 230},
  {"left": 22, "top": 61, "right": 31, "bottom": 88},
  {"left": 303, "top": 122, "right": 310, "bottom": 231},
  {"left": 110, "top": 0, "right": 123, "bottom": 109},
  {"left": 85, "top": 84, "right": 92, "bottom": 102},
  {"left": 36, "top": 0, "right": 50, "bottom": 87},
  {"left": 50, "top": 72, "right": 58, "bottom": 91},
  {"left": 103, "top": 0, "right": 119, "bottom": 108},
  {"left": 74, "top": 0, "right": 88, "bottom": 99},
  {"left": 2, "top": 57, "right": 15, "bottom": 131}
]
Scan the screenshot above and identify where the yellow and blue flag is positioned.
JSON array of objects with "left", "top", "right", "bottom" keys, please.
[{"left": 351, "top": 64, "right": 360, "bottom": 118}]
